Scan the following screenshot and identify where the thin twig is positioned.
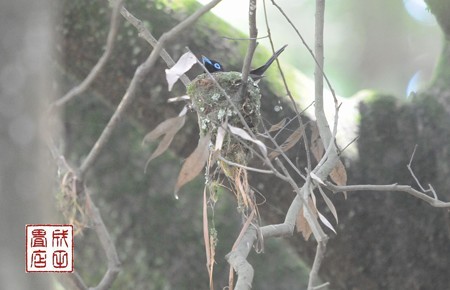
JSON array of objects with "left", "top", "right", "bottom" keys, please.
[
  {"left": 57, "top": 271, "right": 88, "bottom": 290},
  {"left": 261, "top": 121, "right": 306, "bottom": 180},
  {"left": 406, "top": 145, "right": 439, "bottom": 199},
  {"left": 340, "top": 135, "right": 359, "bottom": 153},
  {"left": 325, "top": 182, "right": 450, "bottom": 208},
  {"left": 240, "top": 0, "right": 258, "bottom": 98},
  {"left": 307, "top": 1, "right": 330, "bottom": 289},
  {"left": 118, "top": 5, "right": 191, "bottom": 87},
  {"left": 407, "top": 144, "right": 428, "bottom": 192},
  {"left": 219, "top": 156, "right": 276, "bottom": 175},
  {"left": 222, "top": 35, "right": 268, "bottom": 41},
  {"left": 312, "top": 281, "right": 330, "bottom": 289},
  {"left": 87, "top": 191, "right": 121, "bottom": 290},
  {"left": 47, "top": 138, "right": 121, "bottom": 290},
  {"left": 308, "top": 238, "right": 329, "bottom": 290}
]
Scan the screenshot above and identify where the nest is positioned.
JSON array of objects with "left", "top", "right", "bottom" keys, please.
[{"left": 187, "top": 72, "right": 262, "bottom": 165}]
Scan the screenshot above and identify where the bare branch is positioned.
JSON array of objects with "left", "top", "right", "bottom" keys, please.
[
  {"left": 57, "top": 271, "right": 88, "bottom": 290},
  {"left": 313, "top": 103, "right": 340, "bottom": 174},
  {"left": 225, "top": 226, "right": 257, "bottom": 290},
  {"left": 218, "top": 156, "right": 276, "bottom": 175},
  {"left": 307, "top": 239, "right": 329, "bottom": 290},
  {"left": 312, "top": 282, "right": 331, "bottom": 290},
  {"left": 325, "top": 182, "right": 450, "bottom": 208},
  {"left": 118, "top": 5, "right": 191, "bottom": 87},
  {"left": 240, "top": 0, "right": 258, "bottom": 93},
  {"left": 261, "top": 121, "right": 307, "bottom": 180},
  {"left": 87, "top": 191, "right": 121, "bottom": 290},
  {"left": 407, "top": 144, "right": 429, "bottom": 192},
  {"left": 314, "top": 0, "right": 330, "bottom": 147},
  {"left": 47, "top": 140, "right": 121, "bottom": 289}
]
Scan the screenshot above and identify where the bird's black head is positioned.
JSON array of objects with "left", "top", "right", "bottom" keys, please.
[{"left": 201, "top": 56, "right": 224, "bottom": 73}]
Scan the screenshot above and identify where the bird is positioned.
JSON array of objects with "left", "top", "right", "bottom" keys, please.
[
  {"left": 201, "top": 44, "right": 287, "bottom": 81},
  {"left": 201, "top": 55, "right": 224, "bottom": 73}
]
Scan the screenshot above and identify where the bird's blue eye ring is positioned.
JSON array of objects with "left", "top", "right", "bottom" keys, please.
[{"left": 214, "top": 63, "right": 221, "bottom": 70}]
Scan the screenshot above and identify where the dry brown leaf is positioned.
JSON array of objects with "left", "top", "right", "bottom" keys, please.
[
  {"left": 269, "top": 128, "right": 303, "bottom": 160},
  {"left": 143, "top": 110, "right": 187, "bottom": 172},
  {"left": 330, "top": 159, "right": 348, "bottom": 198},
  {"left": 310, "top": 122, "right": 324, "bottom": 162},
  {"left": 296, "top": 206, "right": 312, "bottom": 240},
  {"left": 209, "top": 233, "right": 216, "bottom": 290},
  {"left": 296, "top": 197, "right": 318, "bottom": 240},
  {"left": 234, "top": 168, "right": 251, "bottom": 209},
  {"left": 202, "top": 188, "right": 213, "bottom": 288},
  {"left": 174, "top": 133, "right": 211, "bottom": 197},
  {"left": 268, "top": 118, "right": 287, "bottom": 132},
  {"left": 228, "top": 267, "right": 234, "bottom": 290}
]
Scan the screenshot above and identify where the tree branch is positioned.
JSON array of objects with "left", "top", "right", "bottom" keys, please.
[
  {"left": 241, "top": 0, "right": 258, "bottom": 86},
  {"left": 325, "top": 182, "right": 450, "bottom": 208},
  {"left": 118, "top": 5, "right": 191, "bottom": 87}
]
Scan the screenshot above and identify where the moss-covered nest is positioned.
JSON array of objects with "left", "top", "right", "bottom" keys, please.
[{"left": 187, "top": 72, "right": 262, "bottom": 165}]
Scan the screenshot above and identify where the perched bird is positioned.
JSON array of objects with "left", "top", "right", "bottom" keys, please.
[
  {"left": 201, "top": 44, "right": 287, "bottom": 81},
  {"left": 201, "top": 55, "right": 224, "bottom": 73},
  {"left": 248, "top": 44, "right": 287, "bottom": 79}
]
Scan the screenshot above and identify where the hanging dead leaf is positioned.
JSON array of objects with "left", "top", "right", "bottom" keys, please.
[
  {"left": 296, "top": 206, "right": 312, "bottom": 241},
  {"left": 330, "top": 158, "right": 348, "bottom": 199},
  {"left": 214, "top": 125, "right": 226, "bottom": 151},
  {"left": 268, "top": 118, "right": 287, "bottom": 132},
  {"left": 174, "top": 133, "right": 211, "bottom": 197},
  {"left": 318, "top": 211, "right": 336, "bottom": 234},
  {"left": 318, "top": 186, "right": 338, "bottom": 224},
  {"left": 168, "top": 95, "right": 190, "bottom": 103},
  {"left": 228, "top": 124, "right": 267, "bottom": 156},
  {"left": 234, "top": 168, "right": 251, "bottom": 209},
  {"left": 269, "top": 127, "right": 304, "bottom": 160},
  {"left": 310, "top": 122, "right": 324, "bottom": 162},
  {"left": 296, "top": 197, "right": 318, "bottom": 241},
  {"left": 142, "top": 107, "right": 187, "bottom": 172},
  {"left": 203, "top": 187, "right": 215, "bottom": 290},
  {"left": 165, "top": 51, "right": 197, "bottom": 91}
]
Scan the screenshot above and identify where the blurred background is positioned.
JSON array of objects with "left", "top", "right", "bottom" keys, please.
[
  {"left": 2, "top": 0, "right": 448, "bottom": 289},
  {"left": 199, "top": 0, "right": 441, "bottom": 97}
]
